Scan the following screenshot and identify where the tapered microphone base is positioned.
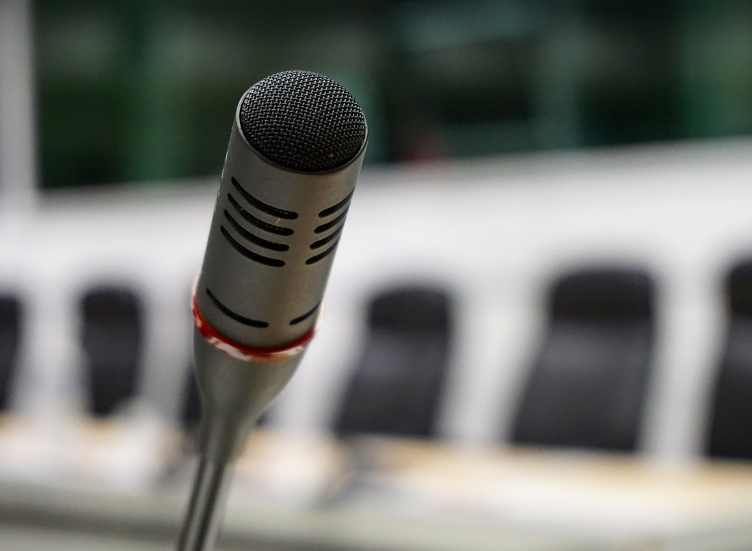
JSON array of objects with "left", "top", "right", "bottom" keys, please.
[
  {"left": 175, "top": 327, "right": 306, "bottom": 550},
  {"left": 176, "top": 458, "right": 234, "bottom": 551}
]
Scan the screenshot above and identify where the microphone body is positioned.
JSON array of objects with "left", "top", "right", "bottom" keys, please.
[
  {"left": 178, "top": 71, "right": 366, "bottom": 551},
  {"left": 196, "top": 121, "right": 364, "bottom": 351}
]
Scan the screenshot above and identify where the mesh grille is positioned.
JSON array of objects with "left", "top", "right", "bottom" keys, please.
[{"left": 238, "top": 71, "right": 367, "bottom": 173}]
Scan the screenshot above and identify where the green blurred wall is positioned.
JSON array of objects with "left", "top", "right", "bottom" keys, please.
[{"left": 34, "top": 0, "right": 752, "bottom": 189}]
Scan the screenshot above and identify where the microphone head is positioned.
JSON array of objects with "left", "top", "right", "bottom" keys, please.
[{"left": 237, "top": 70, "right": 367, "bottom": 173}]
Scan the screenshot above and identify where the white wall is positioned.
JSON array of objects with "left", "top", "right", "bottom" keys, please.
[{"left": 1, "top": 138, "right": 752, "bottom": 465}]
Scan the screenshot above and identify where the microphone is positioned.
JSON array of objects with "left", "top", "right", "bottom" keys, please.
[{"left": 177, "top": 70, "right": 367, "bottom": 551}]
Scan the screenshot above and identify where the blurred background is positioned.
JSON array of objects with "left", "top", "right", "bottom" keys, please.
[
  {"left": 3, "top": 0, "right": 752, "bottom": 550},
  {"left": 30, "top": 0, "right": 752, "bottom": 188}
]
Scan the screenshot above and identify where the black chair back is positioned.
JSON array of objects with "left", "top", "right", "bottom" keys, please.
[
  {"left": 512, "top": 267, "right": 655, "bottom": 451},
  {"left": 81, "top": 287, "right": 143, "bottom": 417},
  {"left": 0, "top": 295, "right": 21, "bottom": 411},
  {"left": 707, "top": 259, "right": 752, "bottom": 459},
  {"left": 334, "top": 285, "right": 454, "bottom": 439}
]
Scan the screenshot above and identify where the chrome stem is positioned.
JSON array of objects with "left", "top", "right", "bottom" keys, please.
[{"left": 176, "top": 458, "right": 235, "bottom": 551}]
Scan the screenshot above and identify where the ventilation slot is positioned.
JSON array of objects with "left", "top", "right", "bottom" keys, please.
[
  {"left": 206, "top": 288, "right": 269, "bottom": 328},
  {"left": 310, "top": 224, "right": 343, "bottom": 250},
  {"left": 221, "top": 226, "right": 285, "bottom": 267},
  {"left": 314, "top": 209, "right": 348, "bottom": 234},
  {"left": 224, "top": 210, "right": 289, "bottom": 252},
  {"left": 319, "top": 190, "right": 353, "bottom": 218},
  {"left": 290, "top": 303, "right": 320, "bottom": 325},
  {"left": 228, "top": 194, "right": 293, "bottom": 236},
  {"left": 232, "top": 177, "right": 298, "bottom": 219},
  {"left": 306, "top": 241, "right": 339, "bottom": 265}
]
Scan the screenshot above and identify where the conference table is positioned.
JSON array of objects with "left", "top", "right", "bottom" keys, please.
[{"left": 1, "top": 429, "right": 752, "bottom": 551}]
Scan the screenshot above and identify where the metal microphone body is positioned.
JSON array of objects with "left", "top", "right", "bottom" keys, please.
[
  {"left": 177, "top": 71, "right": 367, "bottom": 551},
  {"left": 196, "top": 121, "right": 364, "bottom": 351}
]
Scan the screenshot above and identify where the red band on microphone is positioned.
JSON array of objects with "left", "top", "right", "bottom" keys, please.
[{"left": 192, "top": 293, "right": 316, "bottom": 364}]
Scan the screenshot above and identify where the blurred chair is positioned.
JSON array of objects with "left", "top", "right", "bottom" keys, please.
[
  {"left": 180, "top": 367, "right": 202, "bottom": 434},
  {"left": 333, "top": 285, "right": 454, "bottom": 439},
  {"left": 0, "top": 295, "right": 21, "bottom": 412},
  {"left": 511, "top": 267, "right": 656, "bottom": 452},
  {"left": 80, "top": 287, "right": 143, "bottom": 417},
  {"left": 706, "top": 259, "right": 752, "bottom": 460},
  {"left": 181, "top": 283, "right": 202, "bottom": 435}
]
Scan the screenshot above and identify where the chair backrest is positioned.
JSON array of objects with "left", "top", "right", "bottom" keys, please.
[
  {"left": 0, "top": 295, "right": 21, "bottom": 411},
  {"left": 334, "top": 285, "right": 454, "bottom": 439},
  {"left": 511, "top": 267, "right": 655, "bottom": 452},
  {"left": 180, "top": 365, "right": 202, "bottom": 434},
  {"left": 706, "top": 259, "right": 752, "bottom": 459},
  {"left": 80, "top": 287, "right": 143, "bottom": 417}
]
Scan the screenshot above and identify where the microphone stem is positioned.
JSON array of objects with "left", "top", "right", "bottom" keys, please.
[{"left": 176, "top": 457, "right": 235, "bottom": 551}]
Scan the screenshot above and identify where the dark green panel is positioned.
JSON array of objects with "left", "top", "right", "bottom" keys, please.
[{"left": 33, "top": 0, "right": 752, "bottom": 189}]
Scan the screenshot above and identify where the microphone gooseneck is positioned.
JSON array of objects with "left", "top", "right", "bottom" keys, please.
[{"left": 177, "top": 70, "right": 367, "bottom": 551}]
